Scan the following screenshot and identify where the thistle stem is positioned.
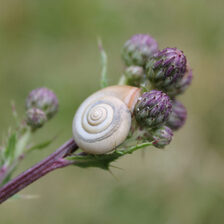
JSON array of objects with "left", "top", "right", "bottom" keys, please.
[{"left": 0, "top": 138, "right": 78, "bottom": 204}]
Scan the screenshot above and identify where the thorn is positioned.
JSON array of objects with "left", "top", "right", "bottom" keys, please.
[
  {"left": 141, "top": 149, "right": 145, "bottom": 160},
  {"left": 108, "top": 168, "right": 119, "bottom": 182},
  {"left": 110, "top": 164, "right": 125, "bottom": 171}
]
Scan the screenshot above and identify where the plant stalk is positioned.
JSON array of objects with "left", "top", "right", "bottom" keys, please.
[{"left": 0, "top": 138, "right": 78, "bottom": 204}]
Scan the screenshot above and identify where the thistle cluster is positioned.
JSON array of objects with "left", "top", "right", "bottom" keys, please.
[
  {"left": 121, "top": 34, "right": 193, "bottom": 148},
  {"left": 0, "top": 35, "right": 193, "bottom": 203},
  {"left": 25, "top": 87, "right": 58, "bottom": 130},
  {"left": 0, "top": 87, "right": 58, "bottom": 187}
]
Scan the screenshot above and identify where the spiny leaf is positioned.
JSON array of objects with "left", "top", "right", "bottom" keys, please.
[
  {"left": 67, "top": 142, "right": 153, "bottom": 170},
  {"left": 67, "top": 152, "right": 121, "bottom": 170}
]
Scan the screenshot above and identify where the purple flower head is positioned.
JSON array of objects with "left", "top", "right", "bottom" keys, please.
[
  {"left": 26, "top": 108, "right": 47, "bottom": 130},
  {"left": 166, "top": 66, "right": 193, "bottom": 97},
  {"left": 134, "top": 90, "right": 172, "bottom": 128},
  {"left": 122, "top": 34, "right": 158, "bottom": 66},
  {"left": 146, "top": 47, "right": 187, "bottom": 89},
  {"left": 124, "top": 65, "right": 144, "bottom": 87},
  {"left": 166, "top": 100, "right": 187, "bottom": 131},
  {"left": 152, "top": 126, "right": 173, "bottom": 149},
  {"left": 26, "top": 87, "right": 58, "bottom": 119}
]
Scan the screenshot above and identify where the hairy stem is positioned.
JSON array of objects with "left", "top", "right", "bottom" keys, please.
[
  {"left": 98, "top": 38, "right": 108, "bottom": 88},
  {"left": 0, "top": 138, "right": 78, "bottom": 204}
]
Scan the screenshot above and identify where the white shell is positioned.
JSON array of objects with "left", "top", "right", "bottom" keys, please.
[{"left": 72, "top": 86, "right": 140, "bottom": 154}]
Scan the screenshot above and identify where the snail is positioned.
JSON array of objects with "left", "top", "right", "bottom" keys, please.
[{"left": 72, "top": 85, "right": 141, "bottom": 155}]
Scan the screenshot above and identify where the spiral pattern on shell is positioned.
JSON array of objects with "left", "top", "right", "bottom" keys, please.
[{"left": 72, "top": 87, "right": 137, "bottom": 154}]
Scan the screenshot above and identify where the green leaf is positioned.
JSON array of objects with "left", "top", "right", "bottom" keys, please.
[
  {"left": 4, "top": 133, "right": 17, "bottom": 161},
  {"left": 67, "top": 142, "right": 153, "bottom": 170},
  {"left": 14, "top": 130, "right": 31, "bottom": 159},
  {"left": 0, "top": 172, "right": 13, "bottom": 187},
  {"left": 67, "top": 152, "right": 121, "bottom": 170},
  {"left": 27, "top": 136, "right": 55, "bottom": 153},
  {"left": 0, "top": 146, "right": 5, "bottom": 166}
]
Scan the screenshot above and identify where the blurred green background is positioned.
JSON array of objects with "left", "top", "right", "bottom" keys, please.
[{"left": 1, "top": 0, "right": 224, "bottom": 223}]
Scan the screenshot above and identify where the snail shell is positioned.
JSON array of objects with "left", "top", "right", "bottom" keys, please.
[{"left": 72, "top": 85, "right": 141, "bottom": 154}]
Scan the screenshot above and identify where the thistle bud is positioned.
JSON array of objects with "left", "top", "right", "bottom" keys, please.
[
  {"left": 134, "top": 90, "right": 172, "bottom": 128},
  {"left": 26, "top": 87, "right": 58, "bottom": 119},
  {"left": 146, "top": 48, "right": 187, "bottom": 89},
  {"left": 152, "top": 126, "right": 173, "bottom": 149},
  {"left": 165, "top": 66, "right": 193, "bottom": 97},
  {"left": 26, "top": 108, "right": 47, "bottom": 130},
  {"left": 122, "top": 34, "right": 158, "bottom": 66},
  {"left": 166, "top": 100, "right": 187, "bottom": 131},
  {"left": 124, "top": 66, "right": 144, "bottom": 87}
]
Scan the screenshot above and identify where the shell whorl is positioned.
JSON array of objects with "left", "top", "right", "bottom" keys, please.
[{"left": 72, "top": 86, "right": 140, "bottom": 154}]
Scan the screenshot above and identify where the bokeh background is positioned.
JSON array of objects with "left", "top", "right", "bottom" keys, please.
[{"left": 0, "top": 0, "right": 224, "bottom": 223}]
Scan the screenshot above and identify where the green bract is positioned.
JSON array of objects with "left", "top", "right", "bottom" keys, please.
[{"left": 122, "top": 34, "right": 158, "bottom": 66}]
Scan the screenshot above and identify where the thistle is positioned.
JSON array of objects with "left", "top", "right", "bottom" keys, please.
[
  {"left": 0, "top": 88, "right": 59, "bottom": 190},
  {"left": 146, "top": 48, "right": 187, "bottom": 89},
  {"left": 26, "top": 87, "right": 58, "bottom": 119},
  {"left": 134, "top": 90, "right": 172, "bottom": 128},
  {"left": 152, "top": 126, "right": 173, "bottom": 148},
  {"left": 124, "top": 65, "right": 144, "bottom": 87},
  {"left": 26, "top": 108, "right": 47, "bottom": 130},
  {"left": 122, "top": 34, "right": 158, "bottom": 66},
  {"left": 165, "top": 66, "right": 193, "bottom": 97},
  {"left": 0, "top": 35, "right": 192, "bottom": 205},
  {"left": 166, "top": 100, "right": 187, "bottom": 131}
]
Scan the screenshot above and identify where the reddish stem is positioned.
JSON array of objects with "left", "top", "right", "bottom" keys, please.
[{"left": 0, "top": 138, "right": 78, "bottom": 204}]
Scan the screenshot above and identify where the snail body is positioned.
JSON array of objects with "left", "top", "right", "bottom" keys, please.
[{"left": 72, "top": 85, "right": 141, "bottom": 154}]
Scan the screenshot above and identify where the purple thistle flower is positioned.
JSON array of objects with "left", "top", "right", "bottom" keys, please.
[
  {"left": 134, "top": 90, "right": 172, "bottom": 128},
  {"left": 152, "top": 126, "right": 173, "bottom": 149},
  {"left": 146, "top": 48, "right": 187, "bottom": 89},
  {"left": 122, "top": 34, "right": 158, "bottom": 66},
  {"left": 26, "top": 87, "right": 58, "bottom": 119},
  {"left": 26, "top": 108, "right": 47, "bottom": 130},
  {"left": 166, "top": 100, "right": 187, "bottom": 131},
  {"left": 124, "top": 65, "right": 144, "bottom": 87},
  {"left": 165, "top": 66, "right": 193, "bottom": 97}
]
